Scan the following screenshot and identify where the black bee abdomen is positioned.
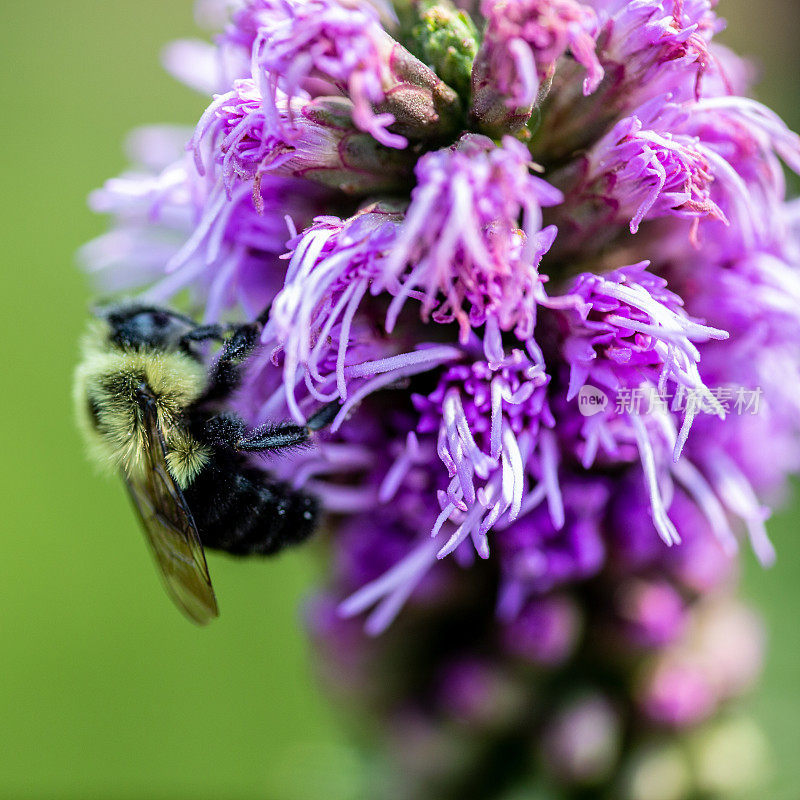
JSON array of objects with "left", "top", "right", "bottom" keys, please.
[{"left": 183, "top": 460, "right": 319, "bottom": 557}]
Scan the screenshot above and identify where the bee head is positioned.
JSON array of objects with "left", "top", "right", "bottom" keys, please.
[{"left": 100, "top": 304, "right": 196, "bottom": 351}]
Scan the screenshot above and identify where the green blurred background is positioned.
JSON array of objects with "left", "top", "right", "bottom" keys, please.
[{"left": 1, "top": 2, "right": 798, "bottom": 798}]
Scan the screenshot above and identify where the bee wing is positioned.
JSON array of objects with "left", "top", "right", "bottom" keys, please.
[{"left": 123, "top": 400, "right": 219, "bottom": 625}]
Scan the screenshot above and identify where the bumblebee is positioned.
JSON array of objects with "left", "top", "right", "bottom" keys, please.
[{"left": 74, "top": 304, "right": 339, "bottom": 625}]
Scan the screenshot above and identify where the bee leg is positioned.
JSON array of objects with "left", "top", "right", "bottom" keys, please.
[
  {"left": 236, "top": 423, "right": 312, "bottom": 453},
  {"left": 204, "top": 413, "right": 248, "bottom": 448},
  {"left": 199, "top": 305, "right": 274, "bottom": 402},
  {"left": 201, "top": 322, "right": 263, "bottom": 402},
  {"left": 180, "top": 324, "right": 229, "bottom": 345},
  {"left": 307, "top": 400, "right": 342, "bottom": 431},
  {"left": 234, "top": 401, "right": 343, "bottom": 453}
]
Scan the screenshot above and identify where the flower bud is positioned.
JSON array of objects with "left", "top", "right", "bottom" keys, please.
[
  {"left": 300, "top": 96, "right": 419, "bottom": 193},
  {"left": 500, "top": 594, "right": 582, "bottom": 667},
  {"left": 638, "top": 653, "right": 717, "bottom": 729},
  {"left": 618, "top": 742, "right": 692, "bottom": 800},
  {"left": 372, "top": 28, "right": 465, "bottom": 142},
  {"left": 408, "top": 0, "right": 481, "bottom": 100},
  {"left": 436, "top": 657, "right": 530, "bottom": 731},
  {"left": 471, "top": 0, "right": 602, "bottom": 138},
  {"left": 539, "top": 692, "right": 622, "bottom": 786},
  {"left": 614, "top": 579, "right": 687, "bottom": 649},
  {"left": 470, "top": 45, "right": 538, "bottom": 137},
  {"left": 688, "top": 715, "right": 772, "bottom": 797},
  {"left": 193, "top": 81, "right": 417, "bottom": 198},
  {"left": 691, "top": 598, "right": 765, "bottom": 702},
  {"left": 248, "top": 0, "right": 464, "bottom": 148}
]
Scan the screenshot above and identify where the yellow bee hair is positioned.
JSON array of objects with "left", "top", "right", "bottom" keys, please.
[{"left": 74, "top": 319, "right": 211, "bottom": 488}]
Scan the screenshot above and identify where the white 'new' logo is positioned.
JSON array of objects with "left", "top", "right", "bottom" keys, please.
[{"left": 577, "top": 386, "right": 608, "bottom": 417}]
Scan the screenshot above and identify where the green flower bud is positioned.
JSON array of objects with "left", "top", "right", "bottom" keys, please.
[
  {"left": 409, "top": 0, "right": 481, "bottom": 101},
  {"left": 618, "top": 741, "right": 692, "bottom": 800},
  {"left": 688, "top": 716, "right": 773, "bottom": 798},
  {"left": 374, "top": 28, "right": 465, "bottom": 142}
]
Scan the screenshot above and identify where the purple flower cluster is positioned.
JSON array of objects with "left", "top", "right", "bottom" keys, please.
[{"left": 82, "top": 0, "right": 799, "bottom": 795}]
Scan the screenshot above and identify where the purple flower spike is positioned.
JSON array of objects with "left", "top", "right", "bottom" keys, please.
[
  {"left": 192, "top": 80, "right": 416, "bottom": 200},
  {"left": 560, "top": 263, "right": 728, "bottom": 462},
  {"left": 594, "top": 0, "right": 720, "bottom": 97},
  {"left": 82, "top": 125, "right": 324, "bottom": 319},
  {"left": 82, "top": 2, "right": 800, "bottom": 794},
  {"left": 267, "top": 207, "right": 463, "bottom": 423}
]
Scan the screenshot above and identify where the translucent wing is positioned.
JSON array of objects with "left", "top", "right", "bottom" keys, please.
[{"left": 123, "top": 398, "right": 219, "bottom": 625}]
